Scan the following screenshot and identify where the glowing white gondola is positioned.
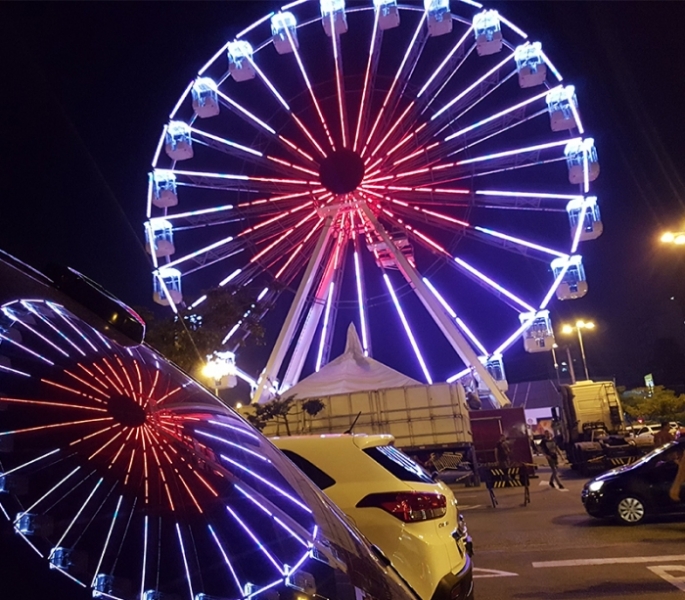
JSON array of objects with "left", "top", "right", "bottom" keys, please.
[
  {"left": 473, "top": 10, "right": 502, "bottom": 56},
  {"left": 164, "top": 121, "right": 193, "bottom": 161},
  {"left": 153, "top": 268, "right": 183, "bottom": 306},
  {"left": 519, "top": 310, "right": 555, "bottom": 353},
  {"left": 271, "top": 12, "right": 299, "bottom": 54},
  {"left": 227, "top": 40, "right": 256, "bottom": 82},
  {"left": 367, "top": 235, "right": 415, "bottom": 270},
  {"left": 551, "top": 255, "right": 587, "bottom": 300},
  {"left": 321, "top": 0, "right": 348, "bottom": 37},
  {"left": 374, "top": 0, "right": 400, "bottom": 30},
  {"left": 477, "top": 354, "right": 508, "bottom": 392},
  {"left": 515, "top": 42, "right": 546, "bottom": 88},
  {"left": 191, "top": 77, "right": 220, "bottom": 118},
  {"left": 565, "top": 138, "right": 599, "bottom": 184},
  {"left": 145, "top": 219, "right": 175, "bottom": 258},
  {"left": 567, "top": 197, "right": 603, "bottom": 241},
  {"left": 425, "top": 0, "right": 452, "bottom": 37},
  {"left": 150, "top": 170, "right": 178, "bottom": 208},
  {"left": 546, "top": 85, "right": 580, "bottom": 132}
]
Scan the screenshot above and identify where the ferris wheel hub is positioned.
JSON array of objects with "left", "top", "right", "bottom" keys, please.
[
  {"left": 107, "top": 394, "right": 147, "bottom": 427},
  {"left": 319, "top": 148, "right": 365, "bottom": 194}
]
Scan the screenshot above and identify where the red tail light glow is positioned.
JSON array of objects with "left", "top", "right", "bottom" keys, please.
[{"left": 356, "top": 492, "right": 447, "bottom": 522}]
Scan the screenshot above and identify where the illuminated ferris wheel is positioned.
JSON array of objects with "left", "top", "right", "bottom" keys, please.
[{"left": 145, "top": 0, "right": 602, "bottom": 405}]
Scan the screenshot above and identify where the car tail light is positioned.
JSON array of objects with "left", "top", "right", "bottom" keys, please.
[{"left": 356, "top": 492, "right": 447, "bottom": 522}]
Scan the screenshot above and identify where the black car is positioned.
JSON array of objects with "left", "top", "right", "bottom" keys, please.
[
  {"left": 582, "top": 439, "right": 685, "bottom": 524},
  {"left": 0, "top": 251, "right": 419, "bottom": 600}
]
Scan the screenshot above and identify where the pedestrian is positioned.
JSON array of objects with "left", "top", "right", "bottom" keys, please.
[
  {"left": 495, "top": 435, "right": 511, "bottom": 468},
  {"left": 540, "top": 430, "right": 565, "bottom": 489},
  {"left": 669, "top": 446, "right": 685, "bottom": 502},
  {"left": 653, "top": 422, "right": 674, "bottom": 447}
]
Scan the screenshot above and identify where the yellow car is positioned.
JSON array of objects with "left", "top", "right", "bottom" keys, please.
[{"left": 272, "top": 433, "right": 474, "bottom": 600}]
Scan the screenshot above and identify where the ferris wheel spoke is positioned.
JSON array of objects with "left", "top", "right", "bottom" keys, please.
[
  {"left": 362, "top": 13, "right": 428, "bottom": 159},
  {"left": 170, "top": 169, "right": 318, "bottom": 196},
  {"left": 353, "top": 8, "right": 383, "bottom": 152},
  {"left": 329, "top": 26, "right": 350, "bottom": 148}
]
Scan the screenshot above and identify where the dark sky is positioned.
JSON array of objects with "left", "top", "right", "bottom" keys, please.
[{"left": 2, "top": 1, "right": 685, "bottom": 394}]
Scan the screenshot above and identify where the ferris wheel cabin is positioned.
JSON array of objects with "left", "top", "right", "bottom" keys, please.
[
  {"left": 191, "top": 78, "right": 220, "bottom": 119},
  {"left": 565, "top": 138, "right": 600, "bottom": 185},
  {"left": 228, "top": 41, "right": 256, "bottom": 81},
  {"left": 153, "top": 268, "right": 183, "bottom": 306},
  {"left": 551, "top": 255, "right": 588, "bottom": 300},
  {"left": 321, "top": 0, "right": 348, "bottom": 36},
  {"left": 367, "top": 234, "right": 415, "bottom": 270},
  {"left": 150, "top": 170, "right": 178, "bottom": 208},
  {"left": 374, "top": 0, "right": 400, "bottom": 30},
  {"left": 425, "top": 0, "right": 452, "bottom": 37},
  {"left": 477, "top": 354, "right": 508, "bottom": 393},
  {"left": 515, "top": 42, "right": 547, "bottom": 88},
  {"left": 546, "top": 85, "right": 581, "bottom": 132},
  {"left": 473, "top": 10, "right": 503, "bottom": 56},
  {"left": 271, "top": 12, "right": 299, "bottom": 54},
  {"left": 145, "top": 219, "right": 175, "bottom": 258},
  {"left": 567, "top": 197, "right": 603, "bottom": 241},
  {"left": 164, "top": 122, "right": 193, "bottom": 161},
  {"left": 519, "top": 310, "right": 555, "bottom": 353}
]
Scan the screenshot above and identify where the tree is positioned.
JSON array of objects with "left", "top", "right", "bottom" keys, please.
[
  {"left": 138, "top": 285, "right": 264, "bottom": 376},
  {"left": 245, "top": 397, "right": 325, "bottom": 435},
  {"left": 621, "top": 385, "right": 685, "bottom": 422}
]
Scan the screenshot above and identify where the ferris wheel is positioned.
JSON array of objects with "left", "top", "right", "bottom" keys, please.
[{"left": 145, "top": 0, "right": 602, "bottom": 406}]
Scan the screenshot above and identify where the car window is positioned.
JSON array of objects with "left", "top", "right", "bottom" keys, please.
[
  {"left": 280, "top": 449, "right": 337, "bottom": 490},
  {"left": 364, "top": 445, "right": 435, "bottom": 484}
]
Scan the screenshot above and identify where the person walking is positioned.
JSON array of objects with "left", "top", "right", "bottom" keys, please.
[
  {"left": 654, "top": 422, "right": 674, "bottom": 447},
  {"left": 495, "top": 435, "right": 512, "bottom": 468},
  {"left": 540, "top": 430, "right": 565, "bottom": 489}
]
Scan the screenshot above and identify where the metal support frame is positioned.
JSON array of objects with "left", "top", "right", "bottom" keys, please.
[
  {"left": 361, "top": 204, "right": 511, "bottom": 408},
  {"left": 252, "top": 214, "right": 335, "bottom": 404}
]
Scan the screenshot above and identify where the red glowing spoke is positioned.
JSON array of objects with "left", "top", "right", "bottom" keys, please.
[
  {"left": 368, "top": 101, "right": 415, "bottom": 160},
  {"left": 278, "top": 130, "right": 318, "bottom": 163},
  {"left": 123, "top": 448, "right": 136, "bottom": 486},
  {"left": 70, "top": 424, "right": 121, "bottom": 447},
  {"left": 0, "top": 417, "right": 114, "bottom": 438},
  {"left": 94, "top": 361, "right": 124, "bottom": 395},
  {"left": 157, "top": 386, "right": 182, "bottom": 405},
  {"left": 76, "top": 363, "right": 111, "bottom": 393},
  {"left": 249, "top": 209, "right": 318, "bottom": 265},
  {"left": 108, "top": 428, "right": 136, "bottom": 469},
  {"left": 265, "top": 155, "right": 318, "bottom": 178},
  {"left": 0, "top": 397, "right": 107, "bottom": 412},
  {"left": 88, "top": 429, "right": 127, "bottom": 460},
  {"left": 41, "top": 377, "right": 101, "bottom": 403},
  {"left": 114, "top": 356, "right": 139, "bottom": 405},
  {"left": 144, "top": 369, "right": 161, "bottom": 410},
  {"left": 273, "top": 217, "right": 324, "bottom": 281},
  {"left": 63, "top": 369, "right": 110, "bottom": 400}
]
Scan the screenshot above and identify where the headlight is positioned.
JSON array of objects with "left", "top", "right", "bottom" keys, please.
[{"left": 588, "top": 480, "right": 604, "bottom": 492}]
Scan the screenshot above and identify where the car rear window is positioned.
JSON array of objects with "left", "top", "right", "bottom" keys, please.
[
  {"left": 280, "top": 449, "right": 337, "bottom": 490},
  {"left": 364, "top": 445, "right": 435, "bottom": 484}
]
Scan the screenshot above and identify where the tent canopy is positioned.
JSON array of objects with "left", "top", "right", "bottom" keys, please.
[{"left": 283, "top": 323, "right": 420, "bottom": 400}]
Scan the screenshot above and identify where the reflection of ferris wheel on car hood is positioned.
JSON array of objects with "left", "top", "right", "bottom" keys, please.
[{"left": 144, "top": 0, "right": 603, "bottom": 405}]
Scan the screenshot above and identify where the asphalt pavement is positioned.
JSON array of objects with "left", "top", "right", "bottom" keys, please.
[{"left": 449, "top": 459, "right": 685, "bottom": 599}]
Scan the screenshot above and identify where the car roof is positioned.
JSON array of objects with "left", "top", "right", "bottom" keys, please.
[{"left": 271, "top": 433, "right": 395, "bottom": 450}]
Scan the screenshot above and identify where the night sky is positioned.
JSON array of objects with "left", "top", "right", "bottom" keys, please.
[
  {"left": 2, "top": 2, "right": 685, "bottom": 598},
  {"left": 2, "top": 1, "right": 685, "bottom": 392}
]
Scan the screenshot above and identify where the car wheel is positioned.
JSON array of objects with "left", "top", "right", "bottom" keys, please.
[{"left": 615, "top": 495, "right": 646, "bottom": 525}]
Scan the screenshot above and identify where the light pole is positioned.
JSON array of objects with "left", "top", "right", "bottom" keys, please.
[{"left": 561, "top": 320, "right": 595, "bottom": 381}]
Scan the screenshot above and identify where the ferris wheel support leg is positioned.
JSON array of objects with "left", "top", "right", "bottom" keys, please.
[
  {"left": 281, "top": 247, "right": 340, "bottom": 392},
  {"left": 361, "top": 204, "right": 511, "bottom": 408},
  {"left": 252, "top": 215, "right": 336, "bottom": 405}
]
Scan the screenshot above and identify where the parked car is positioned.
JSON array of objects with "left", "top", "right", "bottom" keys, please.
[
  {"left": 581, "top": 439, "right": 685, "bottom": 524},
  {"left": 272, "top": 433, "right": 474, "bottom": 600},
  {"left": 631, "top": 422, "right": 682, "bottom": 445},
  {"left": 0, "top": 250, "right": 418, "bottom": 600}
]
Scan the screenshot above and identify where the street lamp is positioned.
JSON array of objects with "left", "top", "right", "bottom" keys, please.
[
  {"left": 661, "top": 231, "right": 685, "bottom": 245},
  {"left": 202, "top": 351, "right": 237, "bottom": 394},
  {"left": 561, "top": 320, "right": 595, "bottom": 381}
]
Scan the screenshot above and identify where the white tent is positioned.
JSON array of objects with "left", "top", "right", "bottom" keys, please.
[{"left": 283, "top": 323, "right": 420, "bottom": 399}]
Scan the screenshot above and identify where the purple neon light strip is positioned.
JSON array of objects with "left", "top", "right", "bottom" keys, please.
[
  {"left": 165, "top": 204, "right": 236, "bottom": 221},
  {"left": 354, "top": 252, "right": 370, "bottom": 355},
  {"left": 329, "top": 11, "right": 347, "bottom": 148},
  {"left": 235, "top": 483, "right": 309, "bottom": 547},
  {"left": 499, "top": 14, "right": 528, "bottom": 38},
  {"left": 316, "top": 281, "right": 335, "bottom": 372},
  {"left": 140, "top": 515, "right": 148, "bottom": 600},
  {"left": 226, "top": 504, "right": 284, "bottom": 574},
  {"left": 216, "top": 89, "right": 276, "bottom": 135},
  {"left": 175, "top": 523, "right": 195, "bottom": 600},
  {"left": 91, "top": 495, "right": 123, "bottom": 586},
  {"left": 432, "top": 52, "right": 514, "bottom": 122},
  {"left": 446, "top": 367, "right": 471, "bottom": 384},
  {"left": 494, "top": 313, "right": 538, "bottom": 356},
  {"left": 539, "top": 260, "right": 571, "bottom": 311},
  {"left": 418, "top": 26, "right": 473, "bottom": 99},
  {"left": 474, "top": 226, "right": 568, "bottom": 258},
  {"left": 0, "top": 331, "right": 54, "bottom": 366},
  {"left": 48, "top": 303, "right": 100, "bottom": 353},
  {"left": 445, "top": 86, "right": 553, "bottom": 142},
  {"left": 476, "top": 189, "right": 581, "bottom": 200},
  {"left": 208, "top": 419, "right": 262, "bottom": 441},
  {"left": 170, "top": 80, "right": 194, "bottom": 120},
  {"left": 220, "top": 454, "right": 313, "bottom": 513},
  {"left": 17, "top": 467, "right": 81, "bottom": 517},
  {"left": 164, "top": 236, "right": 234, "bottom": 271},
  {"left": 53, "top": 476, "right": 104, "bottom": 550},
  {"left": 458, "top": 137, "right": 580, "bottom": 166},
  {"left": 0, "top": 362, "right": 30, "bottom": 377},
  {"left": 383, "top": 274, "right": 432, "bottom": 384},
  {"left": 353, "top": 7, "right": 380, "bottom": 151},
  {"left": 208, "top": 524, "right": 243, "bottom": 593},
  {"left": 3, "top": 307, "right": 70, "bottom": 358},
  {"left": 540, "top": 50, "right": 563, "bottom": 82},
  {"left": 248, "top": 57, "right": 291, "bottom": 111},
  {"left": 236, "top": 12, "right": 275, "bottom": 39},
  {"left": 195, "top": 429, "right": 270, "bottom": 462},
  {"left": 453, "top": 257, "right": 535, "bottom": 312},
  {"left": 191, "top": 127, "right": 263, "bottom": 157},
  {"left": 220, "top": 268, "right": 242, "bottom": 287}
]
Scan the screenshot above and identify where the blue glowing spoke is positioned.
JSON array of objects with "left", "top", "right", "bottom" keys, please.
[
  {"left": 195, "top": 430, "right": 269, "bottom": 462},
  {"left": 316, "top": 281, "right": 335, "bottom": 371},
  {"left": 417, "top": 27, "right": 473, "bottom": 99},
  {"left": 473, "top": 227, "right": 568, "bottom": 258},
  {"left": 162, "top": 235, "right": 235, "bottom": 271},
  {"left": 207, "top": 420, "right": 261, "bottom": 441},
  {"left": 23, "top": 302, "right": 87, "bottom": 357},
  {"left": 383, "top": 273, "right": 432, "bottom": 384},
  {"left": 48, "top": 303, "right": 100, "bottom": 353},
  {"left": 91, "top": 495, "right": 123, "bottom": 586},
  {"left": 140, "top": 515, "right": 149, "bottom": 600},
  {"left": 52, "top": 477, "right": 104, "bottom": 551},
  {"left": 235, "top": 484, "right": 309, "bottom": 548},
  {"left": 208, "top": 524, "right": 243, "bottom": 594},
  {"left": 16, "top": 466, "right": 82, "bottom": 518},
  {"left": 191, "top": 127, "right": 263, "bottom": 158},
  {"left": 226, "top": 504, "right": 284, "bottom": 575},
  {"left": 175, "top": 523, "right": 195, "bottom": 600},
  {"left": 0, "top": 448, "right": 60, "bottom": 478},
  {"left": 220, "top": 454, "right": 312, "bottom": 514},
  {"left": 0, "top": 331, "right": 55, "bottom": 366},
  {"left": 353, "top": 250, "right": 370, "bottom": 356},
  {"left": 0, "top": 362, "right": 30, "bottom": 377},
  {"left": 216, "top": 89, "right": 276, "bottom": 136}
]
